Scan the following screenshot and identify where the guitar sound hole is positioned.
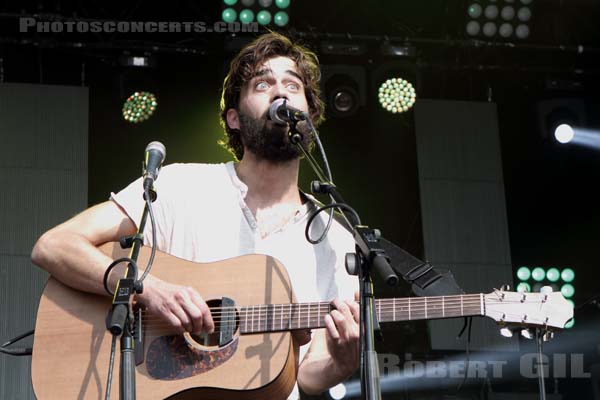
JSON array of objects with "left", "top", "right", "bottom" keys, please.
[{"left": 188, "top": 299, "right": 239, "bottom": 348}]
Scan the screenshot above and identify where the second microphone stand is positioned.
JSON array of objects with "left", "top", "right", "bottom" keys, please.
[{"left": 289, "top": 125, "right": 397, "bottom": 400}]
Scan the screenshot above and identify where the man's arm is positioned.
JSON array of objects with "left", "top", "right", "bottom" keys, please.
[
  {"left": 31, "top": 200, "right": 214, "bottom": 334},
  {"left": 296, "top": 296, "right": 360, "bottom": 395}
]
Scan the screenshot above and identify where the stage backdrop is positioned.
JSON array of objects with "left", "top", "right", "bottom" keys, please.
[
  {"left": 0, "top": 83, "right": 88, "bottom": 399},
  {"left": 415, "top": 99, "right": 519, "bottom": 351}
]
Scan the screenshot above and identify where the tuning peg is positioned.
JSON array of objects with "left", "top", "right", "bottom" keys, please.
[
  {"left": 543, "top": 331, "right": 554, "bottom": 342},
  {"left": 500, "top": 327, "right": 514, "bottom": 338},
  {"left": 500, "top": 284, "right": 511, "bottom": 291},
  {"left": 540, "top": 286, "right": 553, "bottom": 294},
  {"left": 521, "top": 329, "right": 534, "bottom": 340}
]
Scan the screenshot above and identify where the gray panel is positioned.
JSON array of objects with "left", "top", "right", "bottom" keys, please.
[
  {"left": 419, "top": 180, "right": 512, "bottom": 265},
  {"left": 415, "top": 99, "right": 504, "bottom": 182},
  {"left": 0, "top": 168, "right": 87, "bottom": 255},
  {"left": 0, "top": 83, "right": 88, "bottom": 170},
  {"left": 0, "top": 256, "right": 48, "bottom": 400},
  {"left": 415, "top": 99, "right": 516, "bottom": 351},
  {"left": 0, "top": 83, "right": 88, "bottom": 399}
]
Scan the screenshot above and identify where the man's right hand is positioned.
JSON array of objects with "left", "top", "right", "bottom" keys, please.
[{"left": 136, "top": 276, "right": 215, "bottom": 335}]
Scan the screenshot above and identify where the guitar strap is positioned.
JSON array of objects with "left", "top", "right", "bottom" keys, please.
[{"left": 379, "top": 237, "right": 464, "bottom": 297}]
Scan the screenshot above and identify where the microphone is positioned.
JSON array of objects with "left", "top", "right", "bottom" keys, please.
[
  {"left": 268, "top": 98, "right": 308, "bottom": 124},
  {"left": 143, "top": 141, "right": 166, "bottom": 193}
]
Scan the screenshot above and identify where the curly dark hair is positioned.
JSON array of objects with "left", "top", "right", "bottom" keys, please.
[{"left": 219, "top": 32, "right": 325, "bottom": 160}]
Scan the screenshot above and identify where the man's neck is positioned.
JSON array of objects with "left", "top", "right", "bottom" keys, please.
[{"left": 235, "top": 152, "right": 302, "bottom": 210}]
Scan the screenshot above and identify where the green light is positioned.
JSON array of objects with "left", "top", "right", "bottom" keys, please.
[
  {"left": 256, "top": 10, "right": 272, "bottom": 25},
  {"left": 122, "top": 91, "right": 157, "bottom": 123},
  {"left": 275, "top": 0, "right": 290, "bottom": 8},
  {"left": 564, "top": 318, "right": 575, "bottom": 329},
  {"left": 222, "top": 8, "right": 237, "bottom": 23},
  {"left": 546, "top": 267, "right": 560, "bottom": 282},
  {"left": 378, "top": 78, "right": 416, "bottom": 113},
  {"left": 561, "top": 284, "right": 575, "bottom": 298},
  {"left": 516, "top": 266, "right": 531, "bottom": 281},
  {"left": 516, "top": 282, "right": 531, "bottom": 293},
  {"left": 531, "top": 267, "right": 545, "bottom": 282},
  {"left": 566, "top": 299, "right": 575, "bottom": 308},
  {"left": 561, "top": 268, "right": 575, "bottom": 283},
  {"left": 274, "top": 11, "right": 289, "bottom": 26},
  {"left": 223, "top": 0, "right": 237, "bottom": 5},
  {"left": 239, "top": 9, "right": 255, "bottom": 23}
]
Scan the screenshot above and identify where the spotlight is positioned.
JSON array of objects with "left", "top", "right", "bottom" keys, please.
[
  {"left": 378, "top": 78, "right": 416, "bottom": 113},
  {"left": 122, "top": 91, "right": 157, "bottom": 123},
  {"left": 537, "top": 98, "right": 586, "bottom": 145},
  {"left": 554, "top": 124, "right": 574, "bottom": 144},
  {"left": 322, "top": 65, "right": 366, "bottom": 118}
]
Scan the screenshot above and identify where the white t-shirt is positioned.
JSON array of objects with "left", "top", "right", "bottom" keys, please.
[{"left": 111, "top": 161, "right": 358, "bottom": 399}]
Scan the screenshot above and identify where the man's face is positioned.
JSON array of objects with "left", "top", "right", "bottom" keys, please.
[{"left": 227, "top": 56, "right": 312, "bottom": 163}]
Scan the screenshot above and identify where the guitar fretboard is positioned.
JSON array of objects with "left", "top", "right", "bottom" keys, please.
[{"left": 239, "top": 294, "right": 483, "bottom": 334}]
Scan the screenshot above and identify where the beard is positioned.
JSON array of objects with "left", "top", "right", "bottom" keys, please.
[{"left": 237, "top": 109, "right": 312, "bottom": 164}]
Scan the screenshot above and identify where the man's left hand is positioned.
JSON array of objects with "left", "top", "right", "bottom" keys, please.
[{"left": 323, "top": 292, "right": 360, "bottom": 379}]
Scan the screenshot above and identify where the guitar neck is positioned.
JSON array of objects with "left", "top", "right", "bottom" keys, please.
[{"left": 239, "top": 294, "right": 484, "bottom": 334}]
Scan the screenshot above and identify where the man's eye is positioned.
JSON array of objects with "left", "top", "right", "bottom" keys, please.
[
  {"left": 256, "top": 82, "right": 269, "bottom": 90},
  {"left": 287, "top": 83, "right": 300, "bottom": 90}
]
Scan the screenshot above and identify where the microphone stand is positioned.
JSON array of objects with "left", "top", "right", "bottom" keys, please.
[
  {"left": 289, "top": 125, "right": 397, "bottom": 400},
  {"left": 106, "top": 188, "right": 156, "bottom": 400}
]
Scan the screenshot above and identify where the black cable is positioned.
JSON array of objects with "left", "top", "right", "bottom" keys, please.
[
  {"left": 138, "top": 188, "right": 157, "bottom": 283},
  {"left": 305, "top": 202, "right": 362, "bottom": 244},
  {"left": 101, "top": 187, "right": 158, "bottom": 295},
  {"left": 456, "top": 317, "right": 473, "bottom": 392},
  {"left": 104, "top": 334, "right": 118, "bottom": 400},
  {"left": 0, "top": 329, "right": 34, "bottom": 356}
]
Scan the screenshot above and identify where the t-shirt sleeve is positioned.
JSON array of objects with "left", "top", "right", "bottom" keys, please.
[{"left": 109, "top": 164, "right": 179, "bottom": 248}]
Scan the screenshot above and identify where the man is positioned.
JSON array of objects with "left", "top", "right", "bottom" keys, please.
[{"left": 31, "top": 32, "right": 359, "bottom": 398}]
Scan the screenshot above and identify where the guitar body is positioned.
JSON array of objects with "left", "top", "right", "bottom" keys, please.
[{"left": 32, "top": 243, "right": 299, "bottom": 400}]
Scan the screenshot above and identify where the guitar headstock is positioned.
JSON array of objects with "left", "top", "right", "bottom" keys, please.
[{"left": 484, "top": 288, "right": 573, "bottom": 330}]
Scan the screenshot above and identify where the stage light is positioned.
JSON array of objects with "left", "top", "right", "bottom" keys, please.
[
  {"left": 546, "top": 267, "right": 560, "bottom": 282},
  {"left": 274, "top": 11, "right": 289, "bottom": 26},
  {"left": 517, "top": 282, "right": 531, "bottom": 293},
  {"left": 531, "top": 267, "right": 545, "bottom": 282},
  {"left": 554, "top": 124, "right": 574, "bottom": 144},
  {"left": 466, "top": 20, "right": 481, "bottom": 36},
  {"left": 122, "top": 91, "right": 157, "bottom": 123},
  {"left": 468, "top": 3, "right": 483, "bottom": 18},
  {"left": 222, "top": 0, "right": 289, "bottom": 26},
  {"left": 499, "top": 23, "right": 514, "bottom": 37},
  {"left": 322, "top": 65, "right": 366, "bottom": 118},
  {"left": 516, "top": 24, "right": 530, "bottom": 39},
  {"left": 275, "top": 0, "right": 290, "bottom": 8},
  {"left": 378, "top": 78, "right": 416, "bottom": 114},
  {"left": 561, "top": 283, "right": 575, "bottom": 298},
  {"left": 465, "top": 0, "right": 533, "bottom": 40},
  {"left": 517, "top": 266, "right": 531, "bottom": 281},
  {"left": 239, "top": 9, "right": 255, "bottom": 23},
  {"left": 222, "top": 8, "right": 237, "bottom": 23},
  {"left": 256, "top": 10, "right": 272, "bottom": 25},
  {"left": 561, "top": 268, "right": 575, "bottom": 282}
]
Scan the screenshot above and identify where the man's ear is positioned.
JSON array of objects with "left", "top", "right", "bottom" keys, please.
[{"left": 226, "top": 108, "right": 240, "bottom": 130}]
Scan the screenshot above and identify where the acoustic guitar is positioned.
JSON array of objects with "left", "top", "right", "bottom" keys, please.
[{"left": 31, "top": 243, "right": 573, "bottom": 399}]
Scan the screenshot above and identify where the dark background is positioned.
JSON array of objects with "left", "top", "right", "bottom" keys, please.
[{"left": 1, "top": 1, "right": 599, "bottom": 398}]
